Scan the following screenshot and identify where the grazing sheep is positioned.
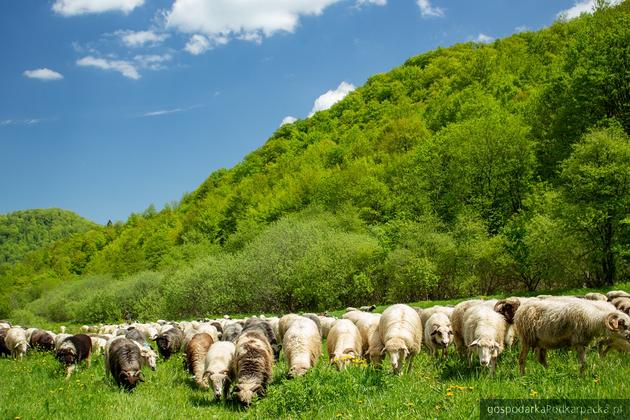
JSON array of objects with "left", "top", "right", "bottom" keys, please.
[
  {"left": 222, "top": 322, "right": 243, "bottom": 343},
  {"left": 0, "top": 321, "right": 10, "bottom": 329},
  {"left": 56, "top": 334, "right": 92, "bottom": 378},
  {"left": 355, "top": 314, "right": 381, "bottom": 355},
  {"left": 342, "top": 310, "right": 376, "bottom": 325},
  {"left": 156, "top": 327, "right": 184, "bottom": 360},
  {"left": 607, "top": 290, "right": 630, "bottom": 301},
  {"left": 326, "top": 319, "right": 362, "bottom": 370},
  {"left": 451, "top": 300, "right": 483, "bottom": 356},
  {"left": 283, "top": 317, "right": 322, "bottom": 378},
  {"left": 424, "top": 313, "right": 452, "bottom": 358},
  {"left": 107, "top": 337, "right": 144, "bottom": 390},
  {"left": 185, "top": 333, "right": 215, "bottom": 387},
  {"left": 512, "top": 299, "right": 630, "bottom": 374},
  {"left": 376, "top": 304, "right": 422, "bottom": 374},
  {"left": 360, "top": 304, "right": 377, "bottom": 312},
  {"left": 462, "top": 305, "right": 507, "bottom": 373},
  {"left": 5, "top": 328, "right": 29, "bottom": 360},
  {"left": 30, "top": 329, "right": 55, "bottom": 352},
  {"left": 232, "top": 330, "right": 273, "bottom": 406},
  {"left": 0, "top": 328, "right": 10, "bottom": 357},
  {"left": 318, "top": 316, "right": 337, "bottom": 339},
  {"left": 242, "top": 317, "right": 281, "bottom": 361},
  {"left": 611, "top": 297, "right": 630, "bottom": 315},
  {"left": 583, "top": 292, "right": 608, "bottom": 301},
  {"left": 203, "top": 341, "right": 236, "bottom": 399}
]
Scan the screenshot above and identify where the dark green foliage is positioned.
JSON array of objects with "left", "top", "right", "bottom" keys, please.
[{"left": 2, "top": 2, "right": 630, "bottom": 322}]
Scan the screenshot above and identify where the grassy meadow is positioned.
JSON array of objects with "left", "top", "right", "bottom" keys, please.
[{"left": 2, "top": 285, "right": 630, "bottom": 419}]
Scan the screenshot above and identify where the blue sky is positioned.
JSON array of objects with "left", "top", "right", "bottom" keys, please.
[{"left": 0, "top": 0, "right": 599, "bottom": 224}]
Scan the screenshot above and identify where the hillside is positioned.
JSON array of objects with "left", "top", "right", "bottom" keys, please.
[
  {"left": 0, "top": 209, "right": 97, "bottom": 265},
  {"left": 1, "top": 2, "right": 629, "bottom": 322}
]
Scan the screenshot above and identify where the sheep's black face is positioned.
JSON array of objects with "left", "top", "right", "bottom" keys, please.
[
  {"left": 120, "top": 370, "right": 143, "bottom": 390},
  {"left": 57, "top": 349, "right": 75, "bottom": 365}
]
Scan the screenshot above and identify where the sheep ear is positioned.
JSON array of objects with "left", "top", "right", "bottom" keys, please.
[
  {"left": 430, "top": 325, "right": 440, "bottom": 335},
  {"left": 606, "top": 313, "right": 620, "bottom": 331},
  {"left": 380, "top": 347, "right": 386, "bottom": 355},
  {"left": 468, "top": 339, "right": 479, "bottom": 348}
]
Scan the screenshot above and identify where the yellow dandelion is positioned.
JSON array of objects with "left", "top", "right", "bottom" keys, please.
[
  {"left": 446, "top": 392, "right": 454, "bottom": 397},
  {"left": 594, "top": 378, "right": 600, "bottom": 384},
  {"left": 530, "top": 390, "right": 538, "bottom": 398}
]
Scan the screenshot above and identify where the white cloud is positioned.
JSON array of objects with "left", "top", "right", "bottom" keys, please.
[
  {"left": 309, "top": 81, "right": 355, "bottom": 117},
  {"left": 280, "top": 116, "right": 297, "bottom": 126},
  {"left": 117, "top": 30, "right": 169, "bottom": 47},
  {"left": 0, "top": 118, "right": 41, "bottom": 126},
  {"left": 557, "top": 0, "right": 621, "bottom": 20},
  {"left": 134, "top": 54, "right": 172, "bottom": 70},
  {"left": 52, "top": 0, "right": 145, "bottom": 16},
  {"left": 77, "top": 56, "right": 140, "bottom": 79},
  {"left": 184, "top": 34, "right": 229, "bottom": 55},
  {"left": 515, "top": 25, "right": 531, "bottom": 33},
  {"left": 167, "top": 0, "right": 346, "bottom": 51},
  {"left": 356, "top": 0, "right": 387, "bottom": 6},
  {"left": 143, "top": 108, "right": 183, "bottom": 117},
  {"left": 417, "top": 0, "right": 444, "bottom": 18},
  {"left": 23, "top": 68, "right": 64, "bottom": 81},
  {"left": 474, "top": 33, "right": 495, "bottom": 44}
]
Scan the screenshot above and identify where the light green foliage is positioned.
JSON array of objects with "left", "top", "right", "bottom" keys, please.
[{"left": 1, "top": 2, "right": 630, "bottom": 320}]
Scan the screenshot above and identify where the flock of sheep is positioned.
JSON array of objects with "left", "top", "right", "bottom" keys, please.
[{"left": 1, "top": 290, "right": 629, "bottom": 406}]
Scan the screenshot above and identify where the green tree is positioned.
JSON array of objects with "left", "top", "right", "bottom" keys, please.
[{"left": 560, "top": 124, "right": 630, "bottom": 285}]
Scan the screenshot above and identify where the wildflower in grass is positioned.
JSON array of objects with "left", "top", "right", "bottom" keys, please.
[
  {"left": 446, "top": 392, "right": 454, "bottom": 397},
  {"left": 405, "top": 402, "right": 414, "bottom": 407},
  {"left": 530, "top": 390, "right": 538, "bottom": 397}
]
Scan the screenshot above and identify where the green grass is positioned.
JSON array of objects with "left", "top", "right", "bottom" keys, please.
[{"left": 2, "top": 285, "right": 630, "bottom": 419}]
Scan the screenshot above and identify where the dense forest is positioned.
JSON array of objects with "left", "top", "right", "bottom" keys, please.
[
  {"left": 1, "top": 2, "right": 629, "bottom": 323},
  {"left": 0, "top": 209, "right": 96, "bottom": 265}
]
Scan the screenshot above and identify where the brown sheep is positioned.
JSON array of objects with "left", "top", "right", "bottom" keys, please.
[
  {"left": 185, "top": 332, "right": 214, "bottom": 388},
  {"left": 232, "top": 330, "right": 273, "bottom": 406}
]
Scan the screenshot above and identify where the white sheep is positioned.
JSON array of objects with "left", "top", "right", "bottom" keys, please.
[
  {"left": 203, "top": 341, "right": 236, "bottom": 400},
  {"left": 462, "top": 305, "right": 507, "bottom": 373},
  {"left": 513, "top": 298, "right": 630, "bottom": 374},
  {"left": 283, "top": 316, "right": 321, "bottom": 378},
  {"left": 5, "top": 328, "right": 29, "bottom": 360},
  {"left": 326, "top": 319, "right": 362, "bottom": 370},
  {"left": 277, "top": 314, "right": 301, "bottom": 342},
  {"left": 423, "top": 312, "right": 452, "bottom": 358},
  {"left": 375, "top": 304, "right": 422, "bottom": 374},
  {"left": 356, "top": 314, "right": 381, "bottom": 357},
  {"left": 319, "top": 316, "right": 337, "bottom": 339},
  {"left": 419, "top": 305, "right": 454, "bottom": 328}
]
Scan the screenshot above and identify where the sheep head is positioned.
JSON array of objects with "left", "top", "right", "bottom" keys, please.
[
  {"left": 430, "top": 324, "right": 452, "bottom": 348},
  {"left": 120, "top": 369, "right": 143, "bottom": 390},
  {"left": 383, "top": 339, "right": 409, "bottom": 374},
  {"left": 205, "top": 370, "right": 230, "bottom": 399},
  {"left": 494, "top": 298, "right": 521, "bottom": 324},
  {"left": 468, "top": 338, "right": 499, "bottom": 367},
  {"left": 234, "top": 378, "right": 263, "bottom": 406},
  {"left": 605, "top": 312, "right": 630, "bottom": 339}
]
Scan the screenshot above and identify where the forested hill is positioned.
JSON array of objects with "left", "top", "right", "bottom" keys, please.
[
  {"left": 2, "top": 2, "right": 629, "bottom": 323},
  {"left": 0, "top": 209, "right": 97, "bottom": 265}
]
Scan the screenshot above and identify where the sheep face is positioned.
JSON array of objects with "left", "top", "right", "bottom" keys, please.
[
  {"left": 140, "top": 347, "right": 157, "bottom": 371},
  {"left": 288, "top": 366, "right": 308, "bottom": 378},
  {"left": 235, "top": 378, "right": 263, "bottom": 406},
  {"left": 207, "top": 371, "right": 230, "bottom": 400},
  {"left": 119, "top": 369, "right": 143, "bottom": 390},
  {"left": 468, "top": 338, "right": 499, "bottom": 367},
  {"left": 56, "top": 348, "right": 75, "bottom": 365},
  {"left": 387, "top": 348, "right": 409, "bottom": 374},
  {"left": 431, "top": 325, "right": 452, "bottom": 349},
  {"left": 606, "top": 312, "right": 630, "bottom": 340},
  {"left": 333, "top": 352, "right": 355, "bottom": 370}
]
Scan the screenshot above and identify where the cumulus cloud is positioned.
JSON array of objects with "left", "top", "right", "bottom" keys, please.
[
  {"left": 474, "top": 33, "right": 495, "bottom": 44},
  {"left": 117, "top": 30, "right": 169, "bottom": 47},
  {"left": 417, "top": 0, "right": 444, "bottom": 18},
  {"left": 134, "top": 53, "right": 172, "bottom": 70},
  {"left": 557, "top": 0, "right": 621, "bottom": 20},
  {"left": 167, "top": 0, "right": 353, "bottom": 51},
  {"left": 23, "top": 68, "right": 64, "bottom": 81},
  {"left": 280, "top": 116, "right": 298, "bottom": 126},
  {"left": 356, "top": 0, "right": 387, "bottom": 6},
  {"left": 309, "top": 81, "right": 355, "bottom": 117},
  {"left": 184, "top": 34, "right": 229, "bottom": 55},
  {"left": 52, "top": 0, "right": 145, "bottom": 16},
  {"left": 515, "top": 26, "right": 531, "bottom": 33},
  {"left": 77, "top": 56, "right": 140, "bottom": 79}
]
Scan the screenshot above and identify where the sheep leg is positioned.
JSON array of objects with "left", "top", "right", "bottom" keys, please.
[
  {"left": 537, "top": 348, "right": 548, "bottom": 368},
  {"left": 454, "top": 333, "right": 465, "bottom": 357},
  {"left": 86, "top": 354, "right": 91, "bottom": 369},
  {"left": 467, "top": 351, "right": 473, "bottom": 368},
  {"left": 406, "top": 355, "right": 414, "bottom": 374},
  {"left": 65, "top": 364, "right": 76, "bottom": 379},
  {"left": 518, "top": 344, "right": 529, "bottom": 375},
  {"left": 576, "top": 346, "right": 587, "bottom": 374},
  {"left": 490, "top": 357, "right": 497, "bottom": 376}
]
